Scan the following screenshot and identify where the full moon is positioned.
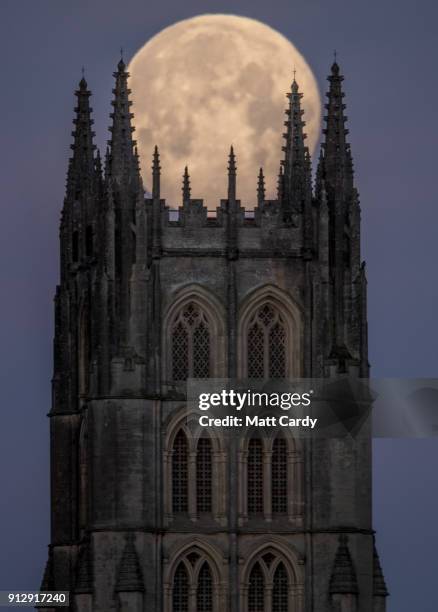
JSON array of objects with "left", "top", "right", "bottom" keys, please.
[{"left": 129, "top": 14, "right": 321, "bottom": 207}]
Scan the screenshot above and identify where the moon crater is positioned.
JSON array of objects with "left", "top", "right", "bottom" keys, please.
[{"left": 129, "top": 14, "right": 321, "bottom": 207}]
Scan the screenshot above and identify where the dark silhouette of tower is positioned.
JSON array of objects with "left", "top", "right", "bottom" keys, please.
[{"left": 40, "top": 58, "right": 388, "bottom": 612}]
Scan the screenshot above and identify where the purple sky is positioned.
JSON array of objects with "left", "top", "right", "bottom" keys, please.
[{"left": 0, "top": 1, "right": 437, "bottom": 610}]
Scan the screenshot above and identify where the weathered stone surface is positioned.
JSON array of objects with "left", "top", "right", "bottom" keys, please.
[{"left": 40, "top": 58, "right": 388, "bottom": 612}]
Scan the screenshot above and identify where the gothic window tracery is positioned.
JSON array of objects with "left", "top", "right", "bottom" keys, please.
[
  {"left": 247, "top": 304, "right": 287, "bottom": 379},
  {"left": 248, "top": 438, "right": 263, "bottom": 515},
  {"left": 169, "top": 552, "right": 219, "bottom": 612},
  {"left": 172, "top": 563, "right": 189, "bottom": 612},
  {"left": 272, "top": 437, "right": 288, "bottom": 514},
  {"left": 172, "top": 430, "right": 188, "bottom": 514},
  {"left": 272, "top": 563, "right": 289, "bottom": 612},
  {"left": 168, "top": 426, "right": 223, "bottom": 520},
  {"left": 239, "top": 434, "right": 302, "bottom": 524},
  {"left": 244, "top": 552, "right": 297, "bottom": 612},
  {"left": 196, "top": 438, "right": 212, "bottom": 514},
  {"left": 197, "top": 562, "right": 213, "bottom": 612},
  {"left": 248, "top": 563, "right": 265, "bottom": 612},
  {"left": 171, "top": 302, "right": 211, "bottom": 381}
]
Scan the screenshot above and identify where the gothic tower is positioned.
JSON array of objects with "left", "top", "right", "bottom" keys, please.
[{"left": 40, "top": 58, "right": 388, "bottom": 611}]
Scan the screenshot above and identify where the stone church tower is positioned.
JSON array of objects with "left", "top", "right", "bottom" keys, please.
[{"left": 40, "top": 57, "right": 388, "bottom": 611}]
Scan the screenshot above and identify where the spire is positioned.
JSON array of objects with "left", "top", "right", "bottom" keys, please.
[
  {"left": 315, "top": 148, "right": 325, "bottom": 201},
  {"left": 277, "top": 165, "right": 284, "bottom": 202},
  {"left": 322, "top": 60, "right": 352, "bottom": 194},
  {"left": 66, "top": 76, "right": 97, "bottom": 199},
  {"left": 329, "top": 535, "right": 359, "bottom": 595},
  {"left": 257, "top": 167, "right": 265, "bottom": 206},
  {"left": 152, "top": 145, "right": 160, "bottom": 199},
  {"left": 281, "top": 76, "right": 311, "bottom": 215},
  {"left": 305, "top": 149, "right": 312, "bottom": 187},
  {"left": 303, "top": 147, "right": 314, "bottom": 254},
  {"left": 373, "top": 543, "right": 389, "bottom": 597},
  {"left": 94, "top": 149, "right": 104, "bottom": 197},
  {"left": 134, "top": 145, "right": 141, "bottom": 172},
  {"left": 104, "top": 146, "right": 110, "bottom": 181},
  {"left": 318, "top": 61, "right": 360, "bottom": 360},
  {"left": 228, "top": 145, "right": 236, "bottom": 201},
  {"left": 182, "top": 166, "right": 191, "bottom": 204},
  {"left": 115, "top": 534, "right": 144, "bottom": 592},
  {"left": 95, "top": 148, "right": 102, "bottom": 177},
  {"left": 107, "top": 57, "right": 140, "bottom": 184}
]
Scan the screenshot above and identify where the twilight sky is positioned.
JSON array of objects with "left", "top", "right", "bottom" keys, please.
[{"left": 0, "top": 1, "right": 437, "bottom": 610}]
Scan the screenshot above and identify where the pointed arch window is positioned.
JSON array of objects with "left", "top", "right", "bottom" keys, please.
[
  {"left": 171, "top": 302, "right": 211, "bottom": 381},
  {"left": 197, "top": 562, "right": 213, "bottom": 612},
  {"left": 272, "top": 437, "right": 288, "bottom": 514},
  {"left": 172, "top": 563, "right": 189, "bottom": 612},
  {"left": 247, "top": 304, "right": 287, "bottom": 379},
  {"left": 196, "top": 438, "right": 212, "bottom": 514},
  {"left": 165, "top": 412, "right": 228, "bottom": 523},
  {"left": 243, "top": 551, "right": 298, "bottom": 612},
  {"left": 273, "top": 563, "right": 289, "bottom": 612},
  {"left": 248, "top": 563, "right": 265, "bottom": 612},
  {"left": 247, "top": 439, "right": 263, "bottom": 515},
  {"left": 168, "top": 551, "right": 221, "bottom": 612},
  {"left": 172, "top": 430, "right": 188, "bottom": 514}
]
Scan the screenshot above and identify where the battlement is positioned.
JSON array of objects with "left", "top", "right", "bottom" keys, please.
[
  {"left": 151, "top": 198, "right": 306, "bottom": 253},
  {"left": 167, "top": 204, "right": 257, "bottom": 224},
  {"left": 161, "top": 199, "right": 285, "bottom": 227}
]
